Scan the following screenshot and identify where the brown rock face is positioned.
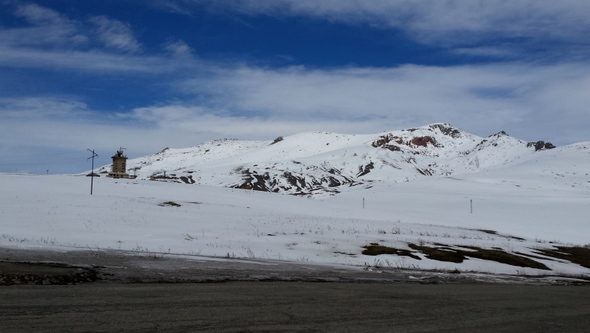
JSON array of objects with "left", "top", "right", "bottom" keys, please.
[{"left": 410, "top": 136, "right": 438, "bottom": 147}]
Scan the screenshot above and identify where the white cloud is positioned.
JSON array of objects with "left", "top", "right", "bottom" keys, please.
[
  {"left": 0, "top": 45, "right": 188, "bottom": 72},
  {"left": 0, "top": 4, "right": 207, "bottom": 74},
  {"left": 163, "top": 40, "right": 193, "bottom": 57},
  {"left": 0, "top": 96, "right": 89, "bottom": 119},
  {"left": 1, "top": 3, "right": 87, "bottom": 47},
  {"left": 14, "top": 3, "right": 67, "bottom": 25},
  {"left": 179, "top": 63, "right": 590, "bottom": 144},
  {"left": 452, "top": 47, "right": 519, "bottom": 58},
  {"left": 169, "top": 0, "right": 590, "bottom": 46},
  {"left": 89, "top": 16, "right": 141, "bottom": 52}
]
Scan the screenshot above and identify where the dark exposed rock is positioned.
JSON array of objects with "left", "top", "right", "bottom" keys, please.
[
  {"left": 232, "top": 167, "right": 357, "bottom": 194},
  {"left": 373, "top": 134, "right": 439, "bottom": 150},
  {"left": 283, "top": 171, "right": 306, "bottom": 189},
  {"left": 179, "top": 175, "right": 196, "bottom": 184},
  {"left": 371, "top": 134, "right": 403, "bottom": 148},
  {"left": 490, "top": 131, "right": 508, "bottom": 137},
  {"left": 429, "top": 124, "right": 461, "bottom": 138},
  {"left": 325, "top": 176, "right": 341, "bottom": 187},
  {"left": 159, "top": 201, "right": 181, "bottom": 207},
  {"left": 416, "top": 168, "right": 433, "bottom": 176},
  {"left": 527, "top": 141, "right": 556, "bottom": 151},
  {"left": 410, "top": 136, "right": 439, "bottom": 148},
  {"left": 383, "top": 144, "right": 401, "bottom": 152},
  {"left": 270, "top": 136, "right": 284, "bottom": 145},
  {"left": 149, "top": 173, "right": 180, "bottom": 182},
  {"left": 357, "top": 162, "right": 375, "bottom": 177}
]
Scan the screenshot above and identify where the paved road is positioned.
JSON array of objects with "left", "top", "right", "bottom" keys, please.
[
  {"left": 1, "top": 247, "right": 589, "bottom": 332},
  {"left": 1, "top": 282, "right": 589, "bottom": 332}
]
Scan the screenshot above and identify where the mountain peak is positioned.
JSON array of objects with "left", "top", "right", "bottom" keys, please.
[{"left": 97, "top": 124, "right": 558, "bottom": 195}]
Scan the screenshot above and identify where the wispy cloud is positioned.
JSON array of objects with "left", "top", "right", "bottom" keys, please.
[
  {"left": 0, "top": 96, "right": 89, "bottom": 119},
  {"left": 178, "top": 62, "right": 590, "bottom": 144},
  {"left": 89, "top": 16, "right": 141, "bottom": 52},
  {"left": 15, "top": 3, "right": 68, "bottom": 26},
  {"left": 0, "top": 3, "right": 168, "bottom": 72},
  {"left": 1, "top": 3, "right": 87, "bottom": 47},
  {"left": 163, "top": 39, "right": 193, "bottom": 58},
  {"left": 0, "top": 46, "right": 188, "bottom": 72},
  {"left": 165, "top": 0, "right": 590, "bottom": 48}
]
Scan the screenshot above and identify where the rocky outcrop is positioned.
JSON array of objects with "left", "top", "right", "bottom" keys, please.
[
  {"left": 429, "top": 123, "right": 461, "bottom": 138},
  {"left": 357, "top": 162, "right": 375, "bottom": 177},
  {"left": 410, "top": 136, "right": 439, "bottom": 148},
  {"left": 372, "top": 134, "right": 440, "bottom": 150},
  {"left": 233, "top": 167, "right": 358, "bottom": 194},
  {"left": 270, "top": 136, "right": 284, "bottom": 145},
  {"left": 371, "top": 134, "right": 403, "bottom": 148},
  {"left": 527, "top": 141, "right": 556, "bottom": 151}
]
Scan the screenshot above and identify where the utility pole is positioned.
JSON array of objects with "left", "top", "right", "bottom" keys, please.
[
  {"left": 470, "top": 199, "right": 473, "bottom": 214},
  {"left": 87, "top": 149, "right": 98, "bottom": 195}
]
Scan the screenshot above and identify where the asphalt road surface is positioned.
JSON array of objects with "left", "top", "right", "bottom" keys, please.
[
  {"left": 1, "top": 248, "right": 589, "bottom": 332},
  {"left": 1, "top": 282, "right": 589, "bottom": 332}
]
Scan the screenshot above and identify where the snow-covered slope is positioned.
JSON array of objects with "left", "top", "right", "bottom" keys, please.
[
  {"left": 98, "top": 123, "right": 555, "bottom": 194},
  {"left": 2, "top": 126, "right": 587, "bottom": 278},
  {"left": 1, "top": 172, "right": 588, "bottom": 277}
]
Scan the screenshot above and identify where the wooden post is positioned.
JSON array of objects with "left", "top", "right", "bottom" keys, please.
[{"left": 87, "top": 149, "right": 98, "bottom": 195}]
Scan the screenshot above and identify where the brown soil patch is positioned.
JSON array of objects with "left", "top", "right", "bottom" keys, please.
[
  {"left": 363, "top": 243, "right": 550, "bottom": 270},
  {"left": 535, "top": 246, "right": 590, "bottom": 269},
  {"left": 408, "top": 244, "right": 465, "bottom": 263},
  {"left": 460, "top": 246, "right": 549, "bottom": 270},
  {"left": 362, "top": 244, "right": 421, "bottom": 260}
]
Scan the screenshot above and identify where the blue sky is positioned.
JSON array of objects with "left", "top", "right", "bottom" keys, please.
[{"left": 1, "top": 0, "right": 590, "bottom": 172}]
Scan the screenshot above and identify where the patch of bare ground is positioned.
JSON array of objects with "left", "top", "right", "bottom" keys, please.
[
  {"left": 0, "top": 261, "right": 98, "bottom": 285},
  {"left": 362, "top": 243, "right": 550, "bottom": 270},
  {"left": 534, "top": 246, "right": 590, "bottom": 269},
  {"left": 476, "top": 229, "right": 526, "bottom": 241},
  {"left": 408, "top": 244, "right": 464, "bottom": 263},
  {"left": 159, "top": 201, "right": 182, "bottom": 207},
  {"left": 459, "top": 246, "right": 549, "bottom": 270},
  {"left": 362, "top": 244, "right": 421, "bottom": 260}
]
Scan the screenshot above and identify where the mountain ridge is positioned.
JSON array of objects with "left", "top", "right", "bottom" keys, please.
[{"left": 97, "top": 123, "right": 562, "bottom": 194}]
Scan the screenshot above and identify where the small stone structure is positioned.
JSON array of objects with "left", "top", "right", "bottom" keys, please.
[{"left": 109, "top": 148, "right": 130, "bottom": 178}]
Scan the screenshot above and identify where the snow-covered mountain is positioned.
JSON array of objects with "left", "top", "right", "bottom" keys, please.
[
  {"left": 3, "top": 124, "right": 588, "bottom": 278},
  {"left": 98, "top": 123, "right": 558, "bottom": 194}
]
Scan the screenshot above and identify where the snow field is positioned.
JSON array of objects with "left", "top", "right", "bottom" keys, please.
[{"left": 0, "top": 173, "right": 588, "bottom": 277}]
